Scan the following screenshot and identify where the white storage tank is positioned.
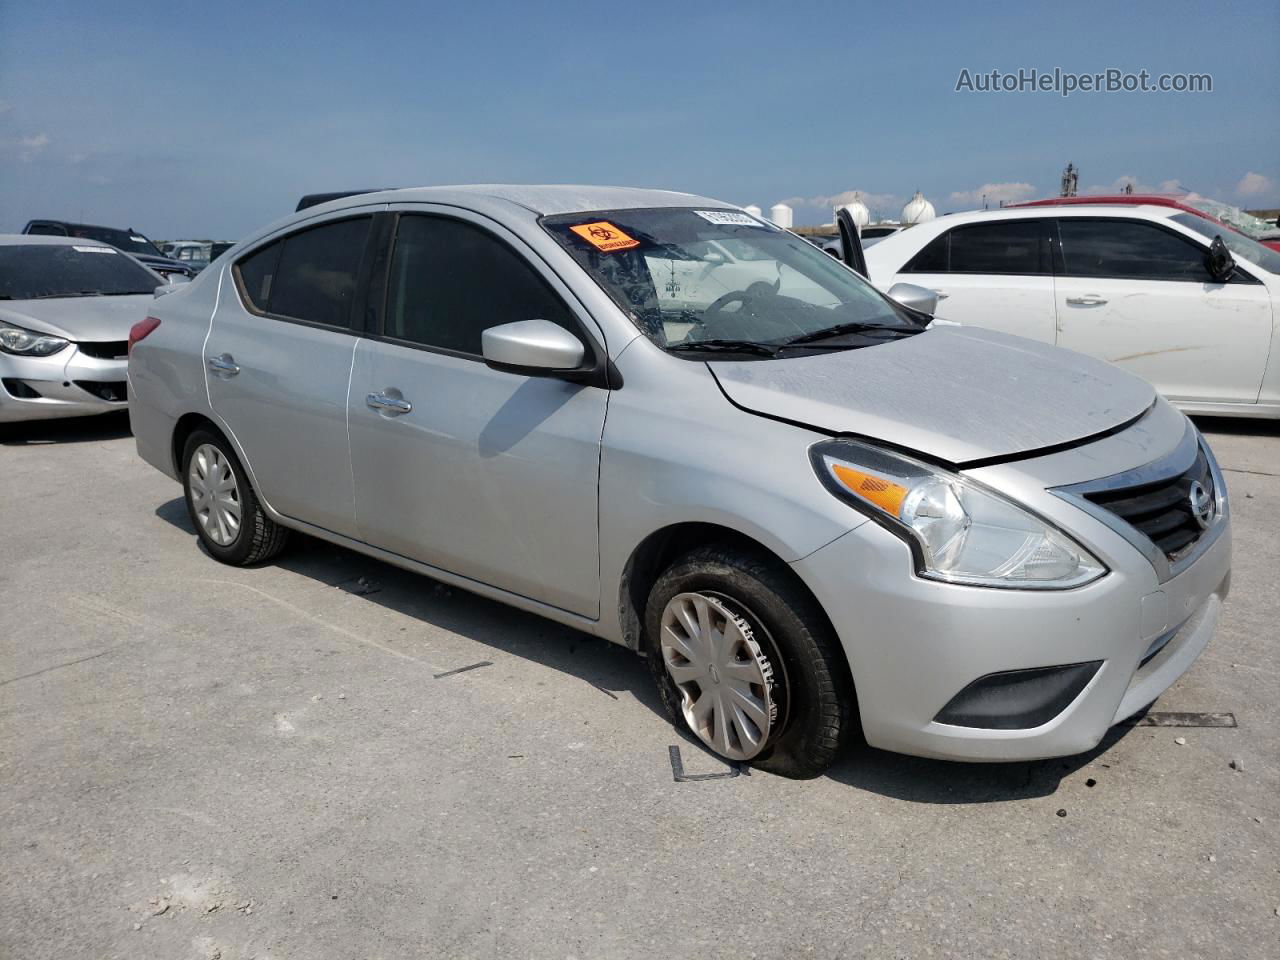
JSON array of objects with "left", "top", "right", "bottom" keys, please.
[
  {"left": 768, "top": 202, "right": 794, "bottom": 228},
  {"left": 901, "top": 191, "right": 936, "bottom": 224},
  {"left": 836, "top": 194, "right": 870, "bottom": 230},
  {"left": 743, "top": 204, "right": 763, "bottom": 219}
]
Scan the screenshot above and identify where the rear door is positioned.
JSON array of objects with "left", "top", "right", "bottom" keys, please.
[
  {"left": 1054, "top": 217, "right": 1272, "bottom": 403},
  {"left": 206, "top": 212, "right": 379, "bottom": 536},
  {"left": 895, "top": 219, "right": 1057, "bottom": 342},
  {"left": 346, "top": 208, "right": 608, "bottom": 617}
]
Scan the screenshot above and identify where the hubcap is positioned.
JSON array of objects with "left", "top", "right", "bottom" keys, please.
[
  {"left": 188, "top": 443, "right": 242, "bottom": 546},
  {"left": 659, "top": 592, "right": 779, "bottom": 761}
]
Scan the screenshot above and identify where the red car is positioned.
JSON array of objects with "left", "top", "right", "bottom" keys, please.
[{"left": 1012, "top": 194, "right": 1280, "bottom": 252}]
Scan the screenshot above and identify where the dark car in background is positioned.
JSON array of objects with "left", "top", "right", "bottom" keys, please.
[{"left": 22, "top": 219, "right": 195, "bottom": 280}]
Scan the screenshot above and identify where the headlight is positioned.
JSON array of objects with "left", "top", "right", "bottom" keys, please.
[
  {"left": 811, "top": 439, "right": 1105, "bottom": 589},
  {"left": 0, "top": 320, "right": 70, "bottom": 357}
]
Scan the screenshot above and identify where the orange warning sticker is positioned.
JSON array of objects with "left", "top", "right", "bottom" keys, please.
[{"left": 570, "top": 221, "right": 640, "bottom": 252}]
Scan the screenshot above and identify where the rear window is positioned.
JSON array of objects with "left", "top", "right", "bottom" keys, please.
[
  {"left": 234, "top": 217, "right": 372, "bottom": 327},
  {"left": 948, "top": 221, "right": 1050, "bottom": 275},
  {"left": 67, "top": 226, "right": 163, "bottom": 258},
  {"left": 0, "top": 244, "right": 159, "bottom": 300}
]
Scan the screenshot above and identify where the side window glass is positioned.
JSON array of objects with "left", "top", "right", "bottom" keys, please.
[
  {"left": 1058, "top": 219, "right": 1211, "bottom": 282},
  {"left": 903, "top": 233, "right": 948, "bottom": 273},
  {"left": 384, "top": 215, "right": 576, "bottom": 355},
  {"left": 235, "top": 240, "right": 282, "bottom": 312},
  {"left": 268, "top": 217, "right": 372, "bottom": 327},
  {"left": 948, "top": 221, "right": 1048, "bottom": 275}
]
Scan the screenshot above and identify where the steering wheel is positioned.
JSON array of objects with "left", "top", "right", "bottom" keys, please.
[
  {"left": 703, "top": 289, "right": 750, "bottom": 318},
  {"left": 701, "top": 280, "right": 781, "bottom": 339}
]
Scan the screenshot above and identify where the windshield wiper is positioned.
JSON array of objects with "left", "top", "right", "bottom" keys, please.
[
  {"left": 668, "top": 338, "right": 779, "bottom": 357},
  {"left": 31, "top": 291, "right": 105, "bottom": 299},
  {"left": 783, "top": 321, "right": 919, "bottom": 346}
]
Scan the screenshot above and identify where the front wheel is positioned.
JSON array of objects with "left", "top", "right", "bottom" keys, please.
[
  {"left": 644, "top": 544, "right": 854, "bottom": 778},
  {"left": 181, "top": 429, "right": 289, "bottom": 566}
]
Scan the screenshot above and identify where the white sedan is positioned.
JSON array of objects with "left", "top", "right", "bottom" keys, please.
[{"left": 865, "top": 204, "right": 1280, "bottom": 418}]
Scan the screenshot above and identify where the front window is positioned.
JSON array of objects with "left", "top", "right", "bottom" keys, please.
[
  {"left": 542, "top": 207, "right": 920, "bottom": 356},
  {"left": 1170, "top": 212, "right": 1280, "bottom": 276},
  {"left": 0, "top": 244, "right": 160, "bottom": 300},
  {"left": 68, "top": 225, "right": 164, "bottom": 258}
]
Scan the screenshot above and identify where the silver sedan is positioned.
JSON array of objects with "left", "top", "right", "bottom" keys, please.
[
  {"left": 128, "top": 186, "right": 1231, "bottom": 777},
  {"left": 1, "top": 235, "right": 162, "bottom": 422}
]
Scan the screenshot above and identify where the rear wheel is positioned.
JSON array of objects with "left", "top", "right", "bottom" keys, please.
[
  {"left": 181, "top": 429, "right": 288, "bottom": 565},
  {"left": 645, "top": 544, "right": 853, "bottom": 778}
]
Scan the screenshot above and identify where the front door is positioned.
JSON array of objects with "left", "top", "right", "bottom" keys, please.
[
  {"left": 346, "top": 210, "right": 608, "bottom": 617},
  {"left": 1054, "top": 217, "right": 1272, "bottom": 404},
  {"left": 205, "top": 214, "right": 375, "bottom": 536}
]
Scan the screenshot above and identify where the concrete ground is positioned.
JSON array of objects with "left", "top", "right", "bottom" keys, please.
[{"left": 1, "top": 412, "right": 1277, "bottom": 960}]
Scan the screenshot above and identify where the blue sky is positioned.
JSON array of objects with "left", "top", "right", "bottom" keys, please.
[{"left": 1, "top": 0, "right": 1277, "bottom": 239}]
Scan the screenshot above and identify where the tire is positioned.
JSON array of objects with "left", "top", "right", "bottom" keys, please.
[
  {"left": 181, "top": 428, "right": 288, "bottom": 566},
  {"left": 644, "top": 543, "right": 854, "bottom": 778}
]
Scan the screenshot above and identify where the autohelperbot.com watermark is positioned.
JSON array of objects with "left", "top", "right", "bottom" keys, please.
[{"left": 955, "top": 67, "right": 1212, "bottom": 97}]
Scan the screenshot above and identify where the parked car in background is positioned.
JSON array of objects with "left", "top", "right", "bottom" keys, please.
[
  {"left": 1, "top": 235, "right": 162, "bottom": 422},
  {"left": 817, "top": 224, "right": 904, "bottom": 260},
  {"left": 208, "top": 241, "right": 235, "bottom": 261},
  {"left": 23, "top": 220, "right": 195, "bottom": 280},
  {"left": 1012, "top": 194, "right": 1280, "bottom": 252},
  {"left": 860, "top": 222, "right": 904, "bottom": 242},
  {"left": 865, "top": 204, "right": 1280, "bottom": 418},
  {"left": 130, "top": 185, "right": 1229, "bottom": 777}
]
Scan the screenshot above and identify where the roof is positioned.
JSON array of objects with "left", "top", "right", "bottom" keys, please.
[
  {"left": 0, "top": 234, "right": 115, "bottom": 248},
  {"left": 346, "top": 184, "right": 731, "bottom": 216},
  {"left": 1011, "top": 195, "right": 1193, "bottom": 210},
  {"left": 907, "top": 204, "right": 1186, "bottom": 229}
]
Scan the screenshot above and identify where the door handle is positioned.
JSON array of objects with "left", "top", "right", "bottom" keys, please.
[
  {"left": 206, "top": 353, "right": 240, "bottom": 375},
  {"left": 1065, "top": 295, "right": 1108, "bottom": 306},
  {"left": 366, "top": 391, "right": 413, "bottom": 416}
]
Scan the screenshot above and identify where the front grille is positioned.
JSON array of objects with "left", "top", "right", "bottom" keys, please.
[
  {"left": 73, "top": 380, "right": 128, "bottom": 402},
  {"left": 1083, "top": 448, "right": 1214, "bottom": 560},
  {"left": 77, "top": 340, "right": 129, "bottom": 360}
]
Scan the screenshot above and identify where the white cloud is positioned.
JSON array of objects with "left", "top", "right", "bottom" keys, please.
[
  {"left": 947, "top": 182, "right": 1037, "bottom": 208},
  {"left": 17, "top": 132, "right": 49, "bottom": 162},
  {"left": 1235, "top": 171, "right": 1274, "bottom": 198}
]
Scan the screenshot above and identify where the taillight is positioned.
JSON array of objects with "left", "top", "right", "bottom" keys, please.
[{"left": 128, "top": 316, "right": 161, "bottom": 354}]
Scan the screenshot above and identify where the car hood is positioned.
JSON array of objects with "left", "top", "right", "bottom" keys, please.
[
  {"left": 708, "top": 326, "right": 1155, "bottom": 465},
  {"left": 0, "top": 295, "right": 154, "bottom": 342}
]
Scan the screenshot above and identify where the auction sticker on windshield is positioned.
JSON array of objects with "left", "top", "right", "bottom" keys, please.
[
  {"left": 570, "top": 221, "right": 640, "bottom": 252},
  {"left": 73, "top": 245, "right": 116, "bottom": 254},
  {"left": 694, "top": 210, "right": 771, "bottom": 228}
]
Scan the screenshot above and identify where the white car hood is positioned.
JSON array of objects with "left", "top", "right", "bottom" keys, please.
[
  {"left": 708, "top": 326, "right": 1156, "bottom": 465},
  {"left": 0, "top": 294, "right": 153, "bottom": 343}
]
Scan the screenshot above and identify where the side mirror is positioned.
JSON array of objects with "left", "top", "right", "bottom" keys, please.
[
  {"left": 886, "top": 282, "right": 938, "bottom": 316},
  {"left": 482, "top": 319, "right": 585, "bottom": 375},
  {"left": 1205, "top": 235, "right": 1236, "bottom": 283}
]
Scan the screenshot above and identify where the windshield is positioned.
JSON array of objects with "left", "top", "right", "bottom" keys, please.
[
  {"left": 0, "top": 244, "right": 160, "bottom": 299},
  {"left": 1183, "top": 194, "right": 1280, "bottom": 241},
  {"left": 542, "top": 207, "right": 919, "bottom": 354},
  {"left": 68, "top": 225, "right": 164, "bottom": 257},
  {"left": 1171, "top": 213, "right": 1280, "bottom": 275}
]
